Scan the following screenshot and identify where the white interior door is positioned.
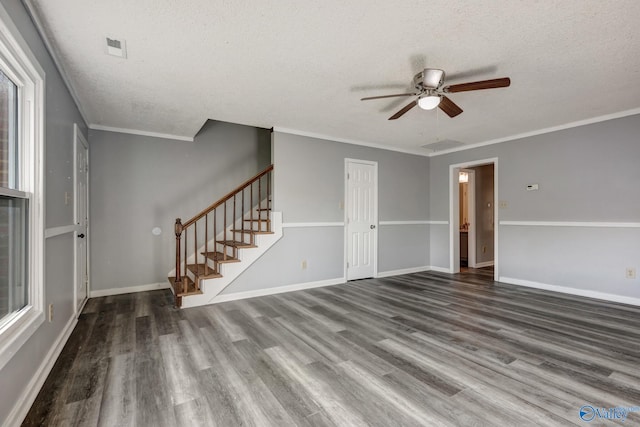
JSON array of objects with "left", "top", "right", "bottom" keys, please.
[
  {"left": 74, "top": 126, "right": 89, "bottom": 314},
  {"left": 346, "top": 160, "right": 377, "bottom": 280}
]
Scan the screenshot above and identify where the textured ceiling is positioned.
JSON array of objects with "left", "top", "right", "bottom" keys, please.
[{"left": 28, "top": 0, "right": 640, "bottom": 152}]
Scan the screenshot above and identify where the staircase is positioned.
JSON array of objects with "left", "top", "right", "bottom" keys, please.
[{"left": 168, "top": 165, "right": 281, "bottom": 308}]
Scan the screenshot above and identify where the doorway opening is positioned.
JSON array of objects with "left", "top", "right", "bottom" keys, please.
[{"left": 450, "top": 158, "right": 498, "bottom": 280}]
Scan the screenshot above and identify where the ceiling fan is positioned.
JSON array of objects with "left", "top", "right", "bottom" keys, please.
[{"left": 361, "top": 69, "right": 511, "bottom": 120}]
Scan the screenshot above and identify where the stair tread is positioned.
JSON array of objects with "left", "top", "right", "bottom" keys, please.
[
  {"left": 186, "top": 263, "right": 222, "bottom": 279},
  {"left": 217, "top": 240, "right": 257, "bottom": 248},
  {"left": 201, "top": 251, "right": 240, "bottom": 263},
  {"left": 231, "top": 229, "right": 274, "bottom": 235},
  {"left": 168, "top": 276, "right": 203, "bottom": 296}
]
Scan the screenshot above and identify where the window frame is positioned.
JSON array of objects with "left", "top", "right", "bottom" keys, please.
[{"left": 0, "top": 3, "right": 45, "bottom": 371}]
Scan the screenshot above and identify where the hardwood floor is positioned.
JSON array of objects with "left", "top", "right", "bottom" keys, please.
[{"left": 23, "top": 270, "right": 640, "bottom": 426}]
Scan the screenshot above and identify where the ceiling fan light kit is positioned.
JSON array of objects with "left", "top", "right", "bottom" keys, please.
[
  {"left": 361, "top": 67, "right": 511, "bottom": 120},
  {"left": 418, "top": 93, "right": 441, "bottom": 110}
]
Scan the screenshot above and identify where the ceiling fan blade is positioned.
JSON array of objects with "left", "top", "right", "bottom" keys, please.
[
  {"left": 361, "top": 93, "right": 416, "bottom": 101},
  {"left": 439, "top": 96, "right": 463, "bottom": 118},
  {"left": 388, "top": 100, "right": 417, "bottom": 120},
  {"left": 444, "top": 77, "right": 511, "bottom": 93}
]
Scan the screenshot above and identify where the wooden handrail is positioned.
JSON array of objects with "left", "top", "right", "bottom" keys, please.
[{"left": 182, "top": 165, "right": 273, "bottom": 228}]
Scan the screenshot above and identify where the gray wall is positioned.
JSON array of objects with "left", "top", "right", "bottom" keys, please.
[
  {"left": 0, "top": 1, "right": 88, "bottom": 424},
  {"left": 222, "top": 132, "right": 431, "bottom": 294},
  {"left": 89, "top": 121, "right": 270, "bottom": 291},
  {"left": 429, "top": 114, "right": 640, "bottom": 299}
]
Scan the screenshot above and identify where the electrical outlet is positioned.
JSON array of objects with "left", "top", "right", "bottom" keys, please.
[
  {"left": 302, "top": 260, "right": 307, "bottom": 270},
  {"left": 626, "top": 268, "right": 636, "bottom": 279},
  {"left": 64, "top": 192, "right": 71, "bottom": 205},
  {"left": 48, "top": 304, "right": 54, "bottom": 322},
  {"left": 499, "top": 201, "right": 508, "bottom": 209}
]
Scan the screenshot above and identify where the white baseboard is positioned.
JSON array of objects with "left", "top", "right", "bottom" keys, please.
[
  {"left": 499, "top": 276, "right": 640, "bottom": 307},
  {"left": 210, "top": 277, "right": 346, "bottom": 304},
  {"left": 4, "top": 315, "right": 78, "bottom": 427},
  {"left": 377, "top": 266, "right": 431, "bottom": 278},
  {"left": 473, "top": 261, "right": 495, "bottom": 268},
  {"left": 89, "top": 282, "right": 170, "bottom": 298},
  {"left": 428, "top": 266, "right": 452, "bottom": 273}
]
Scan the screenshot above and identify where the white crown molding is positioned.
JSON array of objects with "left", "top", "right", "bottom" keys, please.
[
  {"left": 500, "top": 276, "right": 640, "bottom": 307},
  {"left": 273, "top": 127, "right": 430, "bottom": 157},
  {"left": 22, "top": 0, "right": 90, "bottom": 126},
  {"left": 500, "top": 220, "right": 640, "bottom": 228},
  {"left": 428, "top": 108, "right": 640, "bottom": 157},
  {"left": 89, "top": 124, "right": 194, "bottom": 142}
]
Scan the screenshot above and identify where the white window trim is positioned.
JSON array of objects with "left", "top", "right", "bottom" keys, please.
[{"left": 0, "top": 3, "right": 46, "bottom": 371}]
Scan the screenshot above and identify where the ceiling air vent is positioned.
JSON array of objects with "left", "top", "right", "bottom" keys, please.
[{"left": 106, "top": 37, "right": 127, "bottom": 58}]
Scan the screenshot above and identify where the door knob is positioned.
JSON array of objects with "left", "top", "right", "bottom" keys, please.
[
  {"left": 370, "top": 225, "right": 376, "bottom": 229},
  {"left": 78, "top": 233, "right": 85, "bottom": 238}
]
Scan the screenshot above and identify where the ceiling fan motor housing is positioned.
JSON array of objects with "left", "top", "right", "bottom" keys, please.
[{"left": 414, "top": 68, "right": 445, "bottom": 90}]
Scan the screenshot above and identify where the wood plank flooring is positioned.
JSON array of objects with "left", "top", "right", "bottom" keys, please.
[{"left": 23, "top": 269, "right": 640, "bottom": 426}]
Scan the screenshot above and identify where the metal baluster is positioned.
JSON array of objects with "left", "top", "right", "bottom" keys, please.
[
  {"left": 205, "top": 214, "right": 209, "bottom": 276},
  {"left": 242, "top": 188, "right": 245, "bottom": 235},
  {"left": 214, "top": 208, "right": 217, "bottom": 267},
  {"left": 194, "top": 223, "right": 198, "bottom": 290},
  {"left": 174, "top": 218, "right": 182, "bottom": 284},
  {"left": 224, "top": 201, "right": 227, "bottom": 261},
  {"left": 267, "top": 172, "right": 271, "bottom": 231},
  {"left": 258, "top": 176, "right": 262, "bottom": 232},
  {"left": 183, "top": 230, "right": 188, "bottom": 294}
]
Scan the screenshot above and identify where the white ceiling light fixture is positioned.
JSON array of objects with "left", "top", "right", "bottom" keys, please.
[{"left": 418, "top": 92, "right": 441, "bottom": 110}]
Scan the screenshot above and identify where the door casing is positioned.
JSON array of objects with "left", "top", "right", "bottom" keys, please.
[
  {"left": 344, "top": 158, "right": 378, "bottom": 281},
  {"left": 449, "top": 158, "right": 498, "bottom": 280},
  {"left": 73, "top": 124, "right": 89, "bottom": 315}
]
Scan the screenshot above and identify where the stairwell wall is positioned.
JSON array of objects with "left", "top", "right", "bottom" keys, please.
[
  {"left": 221, "top": 131, "right": 430, "bottom": 295},
  {"left": 88, "top": 121, "right": 270, "bottom": 293}
]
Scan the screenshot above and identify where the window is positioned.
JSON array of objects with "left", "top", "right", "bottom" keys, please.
[
  {"left": 0, "top": 69, "right": 28, "bottom": 324},
  {"left": 0, "top": 3, "right": 45, "bottom": 370}
]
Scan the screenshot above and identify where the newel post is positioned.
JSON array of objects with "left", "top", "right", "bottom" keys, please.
[{"left": 175, "top": 218, "right": 183, "bottom": 283}]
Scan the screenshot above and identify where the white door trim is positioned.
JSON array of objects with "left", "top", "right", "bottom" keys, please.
[
  {"left": 449, "top": 157, "right": 498, "bottom": 280},
  {"left": 344, "top": 158, "right": 378, "bottom": 280},
  {"left": 460, "top": 169, "right": 476, "bottom": 268},
  {"left": 73, "top": 124, "right": 89, "bottom": 315}
]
